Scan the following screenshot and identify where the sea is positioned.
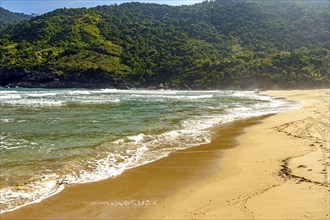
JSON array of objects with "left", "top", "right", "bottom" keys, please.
[{"left": 0, "top": 88, "right": 298, "bottom": 213}]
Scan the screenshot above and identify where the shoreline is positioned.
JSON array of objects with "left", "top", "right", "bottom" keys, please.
[
  {"left": 2, "top": 85, "right": 330, "bottom": 91},
  {"left": 1, "top": 114, "right": 270, "bottom": 219},
  {"left": 141, "top": 89, "right": 330, "bottom": 219},
  {"left": 1, "top": 89, "right": 329, "bottom": 219}
]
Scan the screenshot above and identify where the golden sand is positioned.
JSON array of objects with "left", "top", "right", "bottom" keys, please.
[
  {"left": 141, "top": 89, "right": 330, "bottom": 219},
  {"left": 1, "top": 89, "right": 329, "bottom": 219}
]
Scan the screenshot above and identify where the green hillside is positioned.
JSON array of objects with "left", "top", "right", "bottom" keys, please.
[
  {"left": 0, "top": 7, "right": 33, "bottom": 28},
  {"left": 0, "top": 1, "right": 329, "bottom": 89}
]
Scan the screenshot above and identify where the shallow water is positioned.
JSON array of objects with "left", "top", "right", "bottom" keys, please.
[{"left": 0, "top": 88, "right": 298, "bottom": 213}]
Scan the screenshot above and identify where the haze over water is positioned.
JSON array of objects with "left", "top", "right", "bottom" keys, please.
[{"left": 0, "top": 88, "right": 297, "bottom": 213}]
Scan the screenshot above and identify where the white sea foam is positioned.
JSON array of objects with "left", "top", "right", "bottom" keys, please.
[
  {"left": 0, "top": 134, "right": 35, "bottom": 150},
  {"left": 184, "top": 94, "right": 213, "bottom": 99},
  {"left": 0, "top": 94, "right": 22, "bottom": 100},
  {"left": 0, "top": 89, "right": 300, "bottom": 214},
  {"left": 98, "top": 88, "right": 118, "bottom": 93},
  {"left": 66, "top": 90, "right": 91, "bottom": 95},
  {"left": 0, "top": 174, "right": 64, "bottom": 214},
  {"left": 0, "top": 91, "right": 18, "bottom": 94},
  {"left": 0, "top": 118, "right": 14, "bottom": 123},
  {"left": 103, "top": 89, "right": 178, "bottom": 95},
  {"left": 130, "top": 93, "right": 213, "bottom": 99},
  {"left": 78, "top": 99, "right": 120, "bottom": 104},
  {"left": 26, "top": 93, "right": 57, "bottom": 97},
  {"left": 64, "top": 145, "right": 150, "bottom": 184},
  {"left": 6, "top": 100, "right": 64, "bottom": 106},
  {"left": 61, "top": 124, "right": 212, "bottom": 187}
]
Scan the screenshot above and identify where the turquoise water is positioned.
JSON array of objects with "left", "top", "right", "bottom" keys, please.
[{"left": 0, "top": 88, "right": 297, "bottom": 213}]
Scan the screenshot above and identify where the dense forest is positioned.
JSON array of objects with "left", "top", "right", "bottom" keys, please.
[
  {"left": 0, "top": 0, "right": 329, "bottom": 89},
  {"left": 0, "top": 7, "right": 33, "bottom": 28}
]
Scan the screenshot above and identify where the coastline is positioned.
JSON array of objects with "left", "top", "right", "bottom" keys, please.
[
  {"left": 140, "top": 89, "right": 330, "bottom": 219},
  {"left": 1, "top": 115, "right": 269, "bottom": 219},
  {"left": 1, "top": 89, "right": 329, "bottom": 219}
]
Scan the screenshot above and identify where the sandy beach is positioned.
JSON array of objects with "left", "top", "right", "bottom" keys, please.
[{"left": 1, "top": 89, "right": 329, "bottom": 219}]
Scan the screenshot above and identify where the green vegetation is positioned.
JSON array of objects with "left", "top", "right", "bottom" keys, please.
[
  {"left": 0, "top": 7, "right": 33, "bottom": 28},
  {"left": 0, "top": 0, "right": 329, "bottom": 89}
]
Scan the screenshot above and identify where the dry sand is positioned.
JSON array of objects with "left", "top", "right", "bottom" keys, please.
[
  {"left": 141, "top": 89, "right": 330, "bottom": 219},
  {"left": 1, "top": 89, "right": 329, "bottom": 219}
]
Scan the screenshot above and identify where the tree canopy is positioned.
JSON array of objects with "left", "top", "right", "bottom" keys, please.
[
  {"left": 0, "top": 0, "right": 329, "bottom": 89},
  {"left": 0, "top": 7, "right": 33, "bottom": 28}
]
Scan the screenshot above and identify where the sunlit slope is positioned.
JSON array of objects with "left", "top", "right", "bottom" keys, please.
[{"left": 0, "top": 1, "right": 329, "bottom": 88}]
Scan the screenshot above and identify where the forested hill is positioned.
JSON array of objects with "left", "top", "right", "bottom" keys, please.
[
  {"left": 0, "top": 7, "right": 33, "bottom": 28},
  {"left": 0, "top": 1, "right": 329, "bottom": 89}
]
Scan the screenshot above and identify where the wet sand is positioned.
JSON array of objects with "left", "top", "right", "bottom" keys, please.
[
  {"left": 1, "top": 89, "right": 329, "bottom": 219},
  {"left": 141, "top": 89, "right": 330, "bottom": 219},
  {"left": 1, "top": 116, "right": 268, "bottom": 219}
]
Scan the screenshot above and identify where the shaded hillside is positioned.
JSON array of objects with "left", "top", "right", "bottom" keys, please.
[
  {"left": 0, "top": 7, "right": 33, "bottom": 28},
  {"left": 0, "top": 1, "right": 329, "bottom": 89}
]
